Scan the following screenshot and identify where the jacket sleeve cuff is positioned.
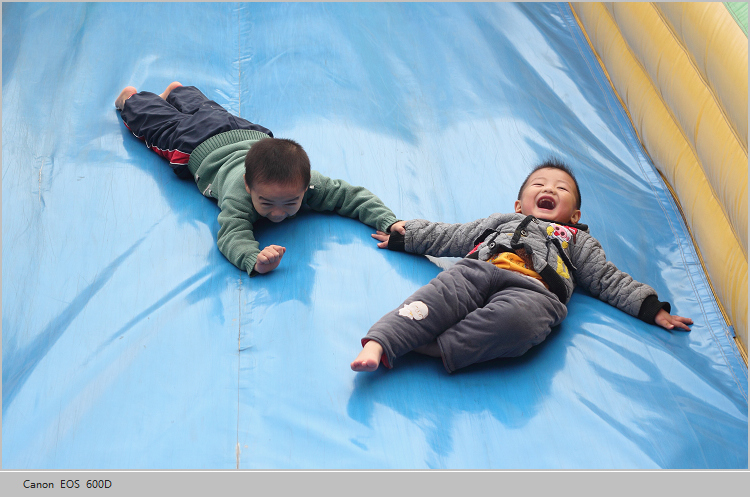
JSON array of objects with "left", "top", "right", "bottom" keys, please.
[
  {"left": 386, "top": 220, "right": 402, "bottom": 232},
  {"left": 379, "top": 216, "right": 399, "bottom": 233},
  {"left": 246, "top": 256, "right": 259, "bottom": 277},
  {"left": 387, "top": 231, "right": 406, "bottom": 252},
  {"left": 637, "top": 294, "right": 671, "bottom": 324}
]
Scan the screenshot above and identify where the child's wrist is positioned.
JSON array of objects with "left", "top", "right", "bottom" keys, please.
[
  {"left": 248, "top": 257, "right": 260, "bottom": 277},
  {"left": 637, "top": 295, "right": 671, "bottom": 324},
  {"left": 387, "top": 231, "right": 406, "bottom": 252}
]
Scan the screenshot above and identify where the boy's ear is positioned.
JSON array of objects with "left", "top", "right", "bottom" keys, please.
[
  {"left": 514, "top": 200, "right": 523, "bottom": 214},
  {"left": 570, "top": 209, "right": 581, "bottom": 224},
  {"left": 244, "top": 174, "right": 252, "bottom": 194}
]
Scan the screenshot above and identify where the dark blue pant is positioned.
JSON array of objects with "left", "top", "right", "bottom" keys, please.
[
  {"left": 119, "top": 86, "right": 272, "bottom": 178},
  {"left": 364, "top": 259, "right": 568, "bottom": 373}
]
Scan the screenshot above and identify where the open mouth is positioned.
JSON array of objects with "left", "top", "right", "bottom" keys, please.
[{"left": 536, "top": 196, "right": 556, "bottom": 210}]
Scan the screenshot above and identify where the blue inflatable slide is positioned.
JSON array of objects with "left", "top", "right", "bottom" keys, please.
[{"left": 3, "top": 3, "right": 747, "bottom": 469}]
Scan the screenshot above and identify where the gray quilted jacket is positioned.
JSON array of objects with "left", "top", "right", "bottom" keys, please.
[{"left": 388, "top": 213, "right": 669, "bottom": 324}]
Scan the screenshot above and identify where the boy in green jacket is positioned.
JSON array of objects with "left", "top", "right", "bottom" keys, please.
[{"left": 116, "top": 82, "right": 402, "bottom": 275}]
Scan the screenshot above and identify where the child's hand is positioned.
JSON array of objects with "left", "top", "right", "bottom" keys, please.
[
  {"left": 371, "top": 221, "right": 406, "bottom": 249},
  {"left": 389, "top": 220, "right": 406, "bottom": 235},
  {"left": 654, "top": 309, "right": 693, "bottom": 331},
  {"left": 254, "top": 245, "right": 286, "bottom": 274},
  {"left": 371, "top": 230, "right": 390, "bottom": 249}
]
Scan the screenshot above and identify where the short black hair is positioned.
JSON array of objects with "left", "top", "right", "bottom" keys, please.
[
  {"left": 244, "top": 138, "right": 311, "bottom": 190},
  {"left": 517, "top": 158, "right": 581, "bottom": 209}
]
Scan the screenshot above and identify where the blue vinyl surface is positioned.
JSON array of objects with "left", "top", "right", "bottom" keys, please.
[{"left": 2, "top": 2, "right": 747, "bottom": 469}]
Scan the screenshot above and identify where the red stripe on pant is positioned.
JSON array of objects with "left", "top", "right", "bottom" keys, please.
[
  {"left": 150, "top": 147, "right": 190, "bottom": 165},
  {"left": 122, "top": 121, "right": 190, "bottom": 165}
]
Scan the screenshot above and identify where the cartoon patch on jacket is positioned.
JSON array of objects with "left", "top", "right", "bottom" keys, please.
[{"left": 547, "top": 223, "right": 578, "bottom": 248}]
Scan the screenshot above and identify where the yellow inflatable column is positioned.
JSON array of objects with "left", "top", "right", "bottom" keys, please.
[
  {"left": 657, "top": 3, "right": 747, "bottom": 150},
  {"left": 570, "top": 2, "right": 748, "bottom": 356}
]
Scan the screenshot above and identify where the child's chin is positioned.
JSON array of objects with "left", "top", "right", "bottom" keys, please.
[
  {"left": 534, "top": 209, "right": 555, "bottom": 218},
  {"left": 263, "top": 216, "right": 287, "bottom": 223}
]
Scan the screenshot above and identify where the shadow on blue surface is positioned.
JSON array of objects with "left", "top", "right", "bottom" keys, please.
[{"left": 2, "top": 2, "right": 746, "bottom": 469}]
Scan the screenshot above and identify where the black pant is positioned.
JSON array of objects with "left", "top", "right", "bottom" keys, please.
[
  {"left": 119, "top": 86, "right": 272, "bottom": 178},
  {"left": 364, "top": 259, "right": 568, "bottom": 372}
]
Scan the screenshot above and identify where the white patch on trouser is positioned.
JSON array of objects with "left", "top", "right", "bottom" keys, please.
[{"left": 398, "top": 301, "right": 429, "bottom": 320}]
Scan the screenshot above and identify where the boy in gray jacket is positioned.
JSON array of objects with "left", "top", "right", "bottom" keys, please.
[{"left": 352, "top": 159, "right": 692, "bottom": 373}]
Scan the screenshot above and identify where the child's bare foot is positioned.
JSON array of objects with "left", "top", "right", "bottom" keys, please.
[
  {"left": 115, "top": 86, "right": 137, "bottom": 110},
  {"left": 159, "top": 81, "right": 183, "bottom": 100},
  {"left": 351, "top": 340, "right": 384, "bottom": 372}
]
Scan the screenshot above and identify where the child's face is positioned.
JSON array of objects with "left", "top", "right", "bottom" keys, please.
[
  {"left": 245, "top": 177, "right": 307, "bottom": 223},
  {"left": 515, "top": 168, "right": 581, "bottom": 224}
]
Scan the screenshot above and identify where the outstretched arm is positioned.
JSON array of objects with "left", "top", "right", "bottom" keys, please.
[
  {"left": 305, "top": 173, "right": 399, "bottom": 233},
  {"left": 572, "top": 234, "right": 692, "bottom": 330},
  {"left": 376, "top": 213, "right": 519, "bottom": 257}
]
